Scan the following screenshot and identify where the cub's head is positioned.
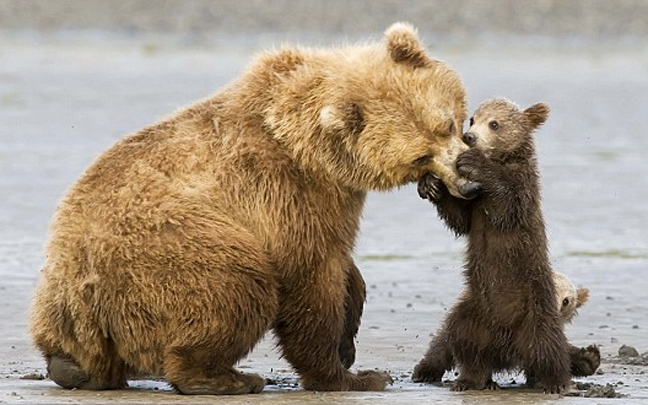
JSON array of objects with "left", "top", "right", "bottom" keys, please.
[
  {"left": 553, "top": 271, "right": 590, "bottom": 323},
  {"left": 266, "top": 23, "right": 471, "bottom": 197},
  {"left": 462, "top": 98, "right": 550, "bottom": 160}
]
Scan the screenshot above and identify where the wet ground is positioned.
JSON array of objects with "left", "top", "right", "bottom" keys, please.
[{"left": 1, "top": 32, "right": 648, "bottom": 404}]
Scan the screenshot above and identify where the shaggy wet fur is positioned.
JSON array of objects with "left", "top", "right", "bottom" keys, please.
[
  {"left": 30, "top": 23, "right": 470, "bottom": 395},
  {"left": 413, "top": 99, "right": 575, "bottom": 393},
  {"left": 412, "top": 270, "right": 600, "bottom": 387}
]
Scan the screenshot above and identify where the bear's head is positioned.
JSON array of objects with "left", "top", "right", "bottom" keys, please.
[
  {"left": 462, "top": 98, "right": 550, "bottom": 161},
  {"left": 264, "top": 23, "right": 471, "bottom": 197},
  {"left": 553, "top": 271, "right": 590, "bottom": 323}
]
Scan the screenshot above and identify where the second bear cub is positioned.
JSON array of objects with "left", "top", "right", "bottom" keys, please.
[{"left": 415, "top": 99, "right": 571, "bottom": 393}]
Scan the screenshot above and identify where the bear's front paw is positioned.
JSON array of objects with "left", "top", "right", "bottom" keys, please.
[
  {"left": 456, "top": 149, "right": 488, "bottom": 182},
  {"left": 302, "top": 370, "right": 392, "bottom": 392},
  {"left": 353, "top": 370, "right": 393, "bottom": 391},
  {"left": 417, "top": 172, "right": 443, "bottom": 201},
  {"left": 571, "top": 345, "right": 601, "bottom": 376}
]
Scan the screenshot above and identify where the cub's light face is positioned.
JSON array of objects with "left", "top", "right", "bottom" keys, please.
[
  {"left": 462, "top": 112, "right": 503, "bottom": 155},
  {"left": 553, "top": 271, "right": 589, "bottom": 323}
]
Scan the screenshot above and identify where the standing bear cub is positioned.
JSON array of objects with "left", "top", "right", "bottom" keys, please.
[
  {"left": 413, "top": 269, "right": 600, "bottom": 388},
  {"left": 30, "top": 23, "right": 472, "bottom": 395},
  {"left": 414, "top": 99, "right": 572, "bottom": 393}
]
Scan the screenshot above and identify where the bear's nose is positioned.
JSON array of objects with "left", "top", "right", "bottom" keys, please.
[{"left": 462, "top": 132, "right": 477, "bottom": 147}]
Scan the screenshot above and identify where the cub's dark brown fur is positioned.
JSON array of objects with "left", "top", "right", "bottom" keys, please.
[{"left": 413, "top": 99, "right": 573, "bottom": 393}]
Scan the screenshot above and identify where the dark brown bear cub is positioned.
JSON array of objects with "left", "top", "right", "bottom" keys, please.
[{"left": 413, "top": 99, "right": 571, "bottom": 393}]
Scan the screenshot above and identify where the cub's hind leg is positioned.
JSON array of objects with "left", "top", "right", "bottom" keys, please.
[
  {"left": 412, "top": 327, "right": 454, "bottom": 383},
  {"left": 446, "top": 300, "right": 496, "bottom": 391}
]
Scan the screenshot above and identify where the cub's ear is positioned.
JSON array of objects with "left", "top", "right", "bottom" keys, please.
[
  {"left": 385, "top": 22, "right": 430, "bottom": 68},
  {"left": 524, "top": 102, "right": 550, "bottom": 130},
  {"left": 576, "top": 288, "right": 590, "bottom": 308},
  {"left": 319, "top": 102, "right": 365, "bottom": 136}
]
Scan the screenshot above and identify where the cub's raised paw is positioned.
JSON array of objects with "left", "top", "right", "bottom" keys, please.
[
  {"left": 456, "top": 149, "right": 487, "bottom": 182},
  {"left": 571, "top": 344, "right": 601, "bottom": 376}
]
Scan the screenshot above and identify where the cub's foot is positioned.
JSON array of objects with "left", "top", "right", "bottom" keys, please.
[
  {"left": 485, "top": 379, "right": 500, "bottom": 390},
  {"left": 411, "top": 361, "right": 444, "bottom": 383},
  {"left": 525, "top": 374, "right": 538, "bottom": 388},
  {"left": 451, "top": 378, "right": 483, "bottom": 391},
  {"left": 571, "top": 345, "right": 601, "bottom": 376},
  {"left": 536, "top": 380, "right": 569, "bottom": 395},
  {"left": 172, "top": 371, "right": 265, "bottom": 395}
]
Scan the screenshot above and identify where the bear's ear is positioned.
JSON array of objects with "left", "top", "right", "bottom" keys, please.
[
  {"left": 385, "top": 22, "right": 430, "bottom": 68},
  {"left": 576, "top": 288, "right": 590, "bottom": 308},
  {"left": 523, "top": 102, "right": 550, "bottom": 130},
  {"left": 319, "top": 102, "right": 365, "bottom": 136}
]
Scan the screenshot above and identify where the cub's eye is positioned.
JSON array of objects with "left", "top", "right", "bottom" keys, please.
[
  {"left": 562, "top": 298, "right": 570, "bottom": 307},
  {"left": 449, "top": 121, "right": 455, "bottom": 135},
  {"left": 489, "top": 120, "right": 499, "bottom": 130},
  {"left": 469, "top": 117, "right": 474, "bottom": 127}
]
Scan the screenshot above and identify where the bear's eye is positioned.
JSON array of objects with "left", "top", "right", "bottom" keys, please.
[
  {"left": 562, "top": 298, "right": 570, "bottom": 307},
  {"left": 469, "top": 117, "right": 474, "bottom": 127},
  {"left": 448, "top": 121, "right": 455, "bottom": 135},
  {"left": 489, "top": 120, "right": 499, "bottom": 130}
]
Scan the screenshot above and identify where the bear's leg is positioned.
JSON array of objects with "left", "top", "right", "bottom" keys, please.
[
  {"left": 162, "top": 234, "right": 278, "bottom": 395},
  {"left": 339, "top": 261, "right": 366, "bottom": 369},
  {"left": 412, "top": 327, "right": 453, "bottom": 383},
  {"left": 274, "top": 258, "right": 391, "bottom": 391},
  {"left": 165, "top": 348, "right": 266, "bottom": 395}
]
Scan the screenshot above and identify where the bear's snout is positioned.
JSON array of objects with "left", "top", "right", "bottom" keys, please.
[{"left": 462, "top": 132, "right": 477, "bottom": 147}]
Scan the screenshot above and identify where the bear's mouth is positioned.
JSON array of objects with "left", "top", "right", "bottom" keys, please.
[{"left": 412, "top": 155, "right": 432, "bottom": 166}]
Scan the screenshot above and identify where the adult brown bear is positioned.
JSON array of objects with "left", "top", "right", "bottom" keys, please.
[{"left": 30, "top": 23, "right": 471, "bottom": 395}]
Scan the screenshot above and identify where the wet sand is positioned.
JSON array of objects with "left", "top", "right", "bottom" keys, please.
[{"left": 1, "top": 33, "right": 647, "bottom": 404}]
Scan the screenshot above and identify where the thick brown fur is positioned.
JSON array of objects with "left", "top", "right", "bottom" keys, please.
[
  {"left": 412, "top": 99, "right": 573, "bottom": 393},
  {"left": 30, "top": 23, "right": 469, "bottom": 395},
  {"left": 412, "top": 269, "right": 600, "bottom": 387}
]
